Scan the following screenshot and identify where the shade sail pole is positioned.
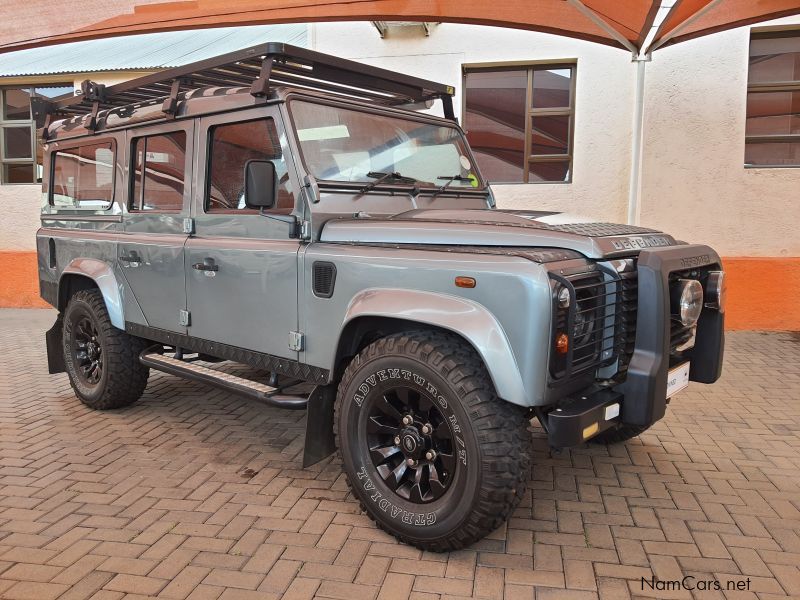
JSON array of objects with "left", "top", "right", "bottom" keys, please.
[{"left": 627, "top": 57, "right": 647, "bottom": 225}]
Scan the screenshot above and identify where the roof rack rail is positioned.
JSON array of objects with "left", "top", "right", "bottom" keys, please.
[{"left": 31, "top": 42, "right": 456, "bottom": 133}]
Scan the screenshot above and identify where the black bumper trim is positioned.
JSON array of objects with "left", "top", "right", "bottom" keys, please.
[{"left": 547, "top": 388, "right": 622, "bottom": 447}]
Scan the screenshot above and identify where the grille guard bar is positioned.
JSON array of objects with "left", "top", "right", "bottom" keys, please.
[{"left": 616, "top": 244, "right": 725, "bottom": 426}]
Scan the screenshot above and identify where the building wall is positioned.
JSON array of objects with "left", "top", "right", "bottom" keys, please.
[
  {"left": 1, "top": 22, "right": 798, "bottom": 329},
  {"left": 640, "top": 18, "right": 800, "bottom": 258}
]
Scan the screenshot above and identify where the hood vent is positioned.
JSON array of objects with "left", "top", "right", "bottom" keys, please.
[{"left": 313, "top": 261, "right": 337, "bottom": 298}]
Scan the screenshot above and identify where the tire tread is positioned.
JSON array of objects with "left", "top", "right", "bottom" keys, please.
[
  {"left": 64, "top": 289, "right": 150, "bottom": 410},
  {"left": 334, "top": 330, "right": 532, "bottom": 552}
]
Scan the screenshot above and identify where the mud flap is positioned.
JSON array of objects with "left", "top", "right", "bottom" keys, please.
[
  {"left": 303, "top": 384, "right": 337, "bottom": 468},
  {"left": 46, "top": 314, "right": 65, "bottom": 374}
]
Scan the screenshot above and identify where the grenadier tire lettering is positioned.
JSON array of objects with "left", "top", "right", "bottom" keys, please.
[{"left": 334, "top": 330, "right": 532, "bottom": 552}]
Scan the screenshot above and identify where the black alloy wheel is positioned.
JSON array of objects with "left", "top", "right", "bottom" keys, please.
[
  {"left": 335, "top": 330, "right": 532, "bottom": 552},
  {"left": 63, "top": 289, "right": 150, "bottom": 410},
  {"left": 72, "top": 315, "right": 104, "bottom": 385},
  {"left": 367, "top": 385, "right": 456, "bottom": 504}
]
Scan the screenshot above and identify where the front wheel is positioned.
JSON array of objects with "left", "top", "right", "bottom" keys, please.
[{"left": 334, "top": 331, "right": 532, "bottom": 552}]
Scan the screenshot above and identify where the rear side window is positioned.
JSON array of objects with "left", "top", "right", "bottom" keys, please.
[
  {"left": 130, "top": 131, "right": 187, "bottom": 211},
  {"left": 206, "top": 118, "right": 294, "bottom": 213},
  {"left": 51, "top": 141, "right": 114, "bottom": 209}
]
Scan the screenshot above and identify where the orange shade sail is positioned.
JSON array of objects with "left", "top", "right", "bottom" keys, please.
[{"left": 0, "top": 0, "right": 798, "bottom": 54}]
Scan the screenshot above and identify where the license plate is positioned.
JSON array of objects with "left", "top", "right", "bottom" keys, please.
[{"left": 666, "top": 362, "right": 690, "bottom": 398}]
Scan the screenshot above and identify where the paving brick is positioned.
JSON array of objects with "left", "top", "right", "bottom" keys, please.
[
  {"left": 2, "top": 581, "right": 70, "bottom": 600},
  {"left": 1, "top": 313, "right": 798, "bottom": 600}
]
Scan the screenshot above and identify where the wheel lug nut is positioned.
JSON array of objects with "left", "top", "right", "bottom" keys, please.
[
  {"left": 402, "top": 415, "right": 413, "bottom": 426},
  {"left": 425, "top": 450, "right": 436, "bottom": 461},
  {"left": 394, "top": 436, "right": 401, "bottom": 445},
  {"left": 406, "top": 458, "right": 417, "bottom": 467},
  {"left": 421, "top": 423, "right": 432, "bottom": 435}
]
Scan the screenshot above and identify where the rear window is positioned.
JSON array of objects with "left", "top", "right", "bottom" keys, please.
[{"left": 50, "top": 141, "right": 115, "bottom": 209}]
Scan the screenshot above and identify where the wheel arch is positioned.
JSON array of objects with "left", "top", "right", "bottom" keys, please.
[
  {"left": 333, "top": 288, "right": 529, "bottom": 407},
  {"left": 59, "top": 259, "right": 125, "bottom": 329}
]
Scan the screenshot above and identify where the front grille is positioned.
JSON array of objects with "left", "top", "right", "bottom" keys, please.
[
  {"left": 549, "top": 260, "right": 713, "bottom": 383},
  {"left": 549, "top": 260, "right": 638, "bottom": 382},
  {"left": 550, "top": 270, "right": 618, "bottom": 380},
  {"left": 617, "top": 266, "right": 638, "bottom": 374}
]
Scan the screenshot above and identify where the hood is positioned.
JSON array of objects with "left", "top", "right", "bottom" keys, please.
[{"left": 319, "top": 208, "right": 678, "bottom": 259}]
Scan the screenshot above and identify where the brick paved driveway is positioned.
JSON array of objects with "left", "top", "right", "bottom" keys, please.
[{"left": 1, "top": 309, "right": 799, "bottom": 600}]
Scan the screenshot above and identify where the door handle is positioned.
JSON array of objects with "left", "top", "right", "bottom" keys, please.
[
  {"left": 119, "top": 251, "right": 141, "bottom": 265},
  {"left": 192, "top": 258, "right": 219, "bottom": 272}
]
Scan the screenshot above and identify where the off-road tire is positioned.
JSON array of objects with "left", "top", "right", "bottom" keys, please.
[
  {"left": 334, "top": 330, "right": 532, "bottom": 552},
  {"left": 63, "top": 289, "right": 150, "bottom": 409},
  {"left": 590, "top": 423, "right": 650, "bottom": 444}
]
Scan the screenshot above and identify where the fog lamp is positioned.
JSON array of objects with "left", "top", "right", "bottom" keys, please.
[
  {"left": 673, "top": 279, "right": 704, "bottom": 327},
  {"left": 705, "top": 271, "right": 726, "bottom": 312}
]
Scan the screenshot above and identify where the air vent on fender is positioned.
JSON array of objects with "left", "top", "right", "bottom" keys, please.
[{"left": 313, "top": 261, "right": 337, "bottom": 298}]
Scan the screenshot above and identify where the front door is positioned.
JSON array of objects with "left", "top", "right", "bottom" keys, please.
[
  {"left": 185, "top": 107, "right": 301, "bottom": 359},
  {"left": 118, "top": 122, "right": 194, "bottom": 333}
]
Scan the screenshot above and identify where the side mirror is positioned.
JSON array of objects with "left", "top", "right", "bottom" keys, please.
[{"left": 244, "top": 160, "right": 277, "bottom": 209}]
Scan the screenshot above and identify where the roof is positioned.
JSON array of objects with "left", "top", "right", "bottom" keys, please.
[{"left": 0, "top": 24, "right": 307, "bottom": 77}]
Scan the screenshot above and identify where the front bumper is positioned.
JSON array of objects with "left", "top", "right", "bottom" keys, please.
[{"left": 545, "top": 244, "right": 725, "bottom": 447}]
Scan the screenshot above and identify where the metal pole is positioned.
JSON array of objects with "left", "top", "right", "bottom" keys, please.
[{"left": 627, "top": 57, "right": 648, "bottom": 225}]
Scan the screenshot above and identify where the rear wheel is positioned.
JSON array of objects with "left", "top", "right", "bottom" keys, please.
[
  {"left": 335, "top": 331, "right": 532, "bottom": 551},
  {"left": 63, "top": 289, "right": 150, "bottom": 410}
]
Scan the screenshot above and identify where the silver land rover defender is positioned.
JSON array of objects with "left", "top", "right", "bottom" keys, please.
[{"left": 34, "top": 43, "right": 725, "bottom": 551}]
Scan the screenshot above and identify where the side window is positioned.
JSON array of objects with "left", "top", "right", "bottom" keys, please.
[
  {"left": 130, "top": 131, "right": 187, "bottom": 211},
  {"left": 51, "top": 141, "right": 114, "bottom": 209},
  {"left": 206, "top": 118, "right": 294, "bottom": 213}
]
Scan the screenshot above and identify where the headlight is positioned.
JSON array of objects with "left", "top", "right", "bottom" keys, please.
[
  {"left": 672, "top": 279, "right": 704, "bottom": 327},
  {"left": 705, "top": 271, "right": 726, "bottom": 312}
]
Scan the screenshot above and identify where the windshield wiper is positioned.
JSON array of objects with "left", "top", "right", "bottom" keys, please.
[
  {"left": 360, "top": 171, "right": 417, "bottom": 193},
  {"left": 430, "top": 174, "right": 474, "bottom": 198}
]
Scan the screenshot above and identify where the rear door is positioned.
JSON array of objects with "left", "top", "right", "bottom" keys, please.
[
  {"left": 185, "top": 106, "right": 301, "bottom": 358},
  {"left": 118, "top": 122, "right": 194, "bottom": 333}
]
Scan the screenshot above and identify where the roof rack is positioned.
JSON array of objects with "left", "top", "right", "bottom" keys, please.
[{"left": 31, "top": 42, "right": 456, "bottom": 135}]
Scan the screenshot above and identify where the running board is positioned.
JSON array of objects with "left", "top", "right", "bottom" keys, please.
[{"left": 140, "top": 351, "right": 308, "bottom": 409}]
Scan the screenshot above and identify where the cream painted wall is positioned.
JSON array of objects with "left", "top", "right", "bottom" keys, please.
[
  {"left": 310, "top": 22, "right": 637, "bottom": 223},
  {"left": 639, "top": 17, "right": 800, "bottom": 257},
  {"left": 0, "top": 184, "right": 40, "bottom": 250}
]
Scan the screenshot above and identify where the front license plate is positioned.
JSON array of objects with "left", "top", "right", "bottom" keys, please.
[{"left": 666, "top": 362, "right": 691, "bottom": 398}]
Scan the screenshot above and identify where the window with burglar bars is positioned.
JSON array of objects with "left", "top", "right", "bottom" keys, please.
[
  {"left": 746, "top": 31, "right": 800, "bottom": 167},
  {"left": 0, "top": 85, "right": 74, "bottom": 184},
  {"left": 463, "top": 64, "right": 575, "bottom": 183}
]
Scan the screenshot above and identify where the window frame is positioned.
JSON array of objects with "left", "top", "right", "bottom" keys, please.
[
  {"left": 745, "top": 29, "right": 800, "bottom": 169},
  {"left": 128, "top": 130, "right": 188, "bottom": 213},
  {"left": 48, "top": 137, "right": 117, "bottom": 210},
  {"left": 1, "top": 84, "right": 73, "bottom": 185},
  {"left": 462, "top": 62, "right": 577, "bottom": 184}
]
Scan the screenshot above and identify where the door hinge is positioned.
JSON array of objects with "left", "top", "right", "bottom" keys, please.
[
  {"left": 179, "top": 310, "right": 191, "bottom": 327},
  {"left": 183, "top": 218, "right": 195, "bottom": 234},
  {"left": 288, "top": 331, "right": 304, "bottom": 351}
]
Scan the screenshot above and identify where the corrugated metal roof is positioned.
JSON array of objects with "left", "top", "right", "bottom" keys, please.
[{"left": 0, "top": 24, "right": 308, "bottom": 77}]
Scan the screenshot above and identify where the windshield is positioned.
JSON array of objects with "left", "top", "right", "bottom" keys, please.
[{"left": 290, "top": 100, "right": 483, "bottom": 189}]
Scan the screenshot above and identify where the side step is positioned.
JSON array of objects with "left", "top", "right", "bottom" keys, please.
[{"left": 140, "top": 351, "right": 308, "bottom": 409}]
